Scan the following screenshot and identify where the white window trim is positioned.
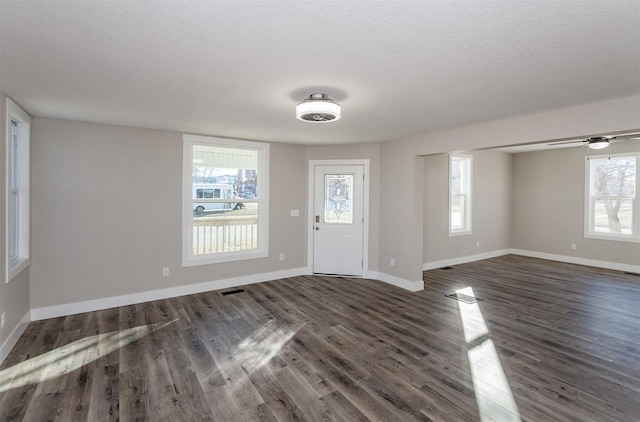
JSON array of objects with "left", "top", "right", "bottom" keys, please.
[
  {"left": 6, "top": 98, "right": 31, "bottom": 283},
  {"left": 584, "top": 152, "right": 639, "bottom": 243},
  {"left": 449, "top": 154, "right": 473, "bottom": 236},
  {"left": 182, "top": 134, "right": 269, "bottom": 266}
]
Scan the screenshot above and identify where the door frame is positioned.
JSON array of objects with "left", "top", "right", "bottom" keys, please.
[{"left": 307, "top": 159, "right": 370, "bottom": 276}]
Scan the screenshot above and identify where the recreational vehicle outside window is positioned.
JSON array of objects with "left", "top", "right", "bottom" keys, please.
[
  {"left": 182, "top": 134, "right": 269, "bottom": 266},
  {"left": 585, "top": 152, "right": 639, "bottom": 242},
  {"left": 195, "top": 188, "right": 221, "bottom": 199}
]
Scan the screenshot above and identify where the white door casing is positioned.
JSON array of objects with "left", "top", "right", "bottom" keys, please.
[{"left": 308, "top": 160, "right": 369, "bottom": 276}]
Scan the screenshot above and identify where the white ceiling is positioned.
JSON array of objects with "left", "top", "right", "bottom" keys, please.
[{"left": 1, "top": 0, "right": 639, "bottom": 145}]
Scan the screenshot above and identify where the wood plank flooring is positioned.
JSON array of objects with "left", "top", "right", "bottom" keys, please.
[{"left": 1, "top": 255, "right": 639, "bottom": 421}]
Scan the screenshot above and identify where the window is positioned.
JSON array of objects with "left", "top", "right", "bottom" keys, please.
[
  {"left": 182, "top": 134, "right": 269, "bottom": 266},
  {"left": 324, "top": 174, "right": 353, "bottom": 224},
  {"left": 449, "top": 154, "right": 472, "bottom": 236},
  {"left": 585, "top": 152, "right": 639, "bottom": 242},
  {"left": 6, "top": 98, "right": 31, "bottom": 282}
]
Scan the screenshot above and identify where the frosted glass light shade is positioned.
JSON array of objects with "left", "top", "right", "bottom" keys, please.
[
  {"left": 296, "top": 93, "right": 341, "bottom": 122},
  {"left": 588, "top": 139, "right": 609, "bottom": 149}
]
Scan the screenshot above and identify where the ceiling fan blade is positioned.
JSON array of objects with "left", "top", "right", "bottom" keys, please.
[
  {"left": 610, "top": 137, "right": 640, "bottom": 143},
  {"left": 610, "top": 134, "right": 640, "bottom": 141},
  {"left": 549, "top": 140, "right": 587, "bottom": 146}
]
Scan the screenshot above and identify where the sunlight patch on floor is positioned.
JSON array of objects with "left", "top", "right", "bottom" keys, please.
[
  {"left": 234, "top": 320, "right": 304, "bottom": 373},
  {"left": 456, "top": 286, "right": 489, "bottom": 343},
  {"left": 0, "top": 319, "right": 175, "bottom": 393},
  {"left": 457, "top": 287, "right": 521, "bottom": 422},
  {"left": 468, "top": 339, "right": 521, "bottom": 422}
]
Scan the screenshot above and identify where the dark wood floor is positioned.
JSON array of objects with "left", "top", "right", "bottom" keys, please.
[{"left": 1, "top": 255, "right": 639, "bottom": 421}]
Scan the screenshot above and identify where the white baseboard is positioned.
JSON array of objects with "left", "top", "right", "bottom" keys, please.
[
  {"left": 510, "top": 249, "right": 640, "bottom": 274},
  {"left": 373, "top": 271, "right": 424, "bottom": 292},
  {"left": 30, "top": 266, "right": 426, "bottom": 321},
  {"left": 423, "top": 249, "right": 511, "bottom": 271},
  {"left": 423, "top": 248, "right": 639, "bottom": 274},
  {"left": 30, "top": 249, "right": 637, "bottom": 323},
  {"left": 0, "top": 311, "right": 31, "bottom": 365},
  {"left": 362, "top": 270, "right": 379, "bottom": 280},
  {"left": 31, "top": 267, "right": 307, "bottom": 321},
  {"left": 304, "top": 269, "right": 424, "bottom": 292}
]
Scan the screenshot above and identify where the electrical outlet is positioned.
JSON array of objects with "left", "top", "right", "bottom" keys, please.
[
  {"left": 476, "top": 241, "right": 480, "bottom": 247},
  {"left": 1, "top": 312, "right": 5, "bottom": 328},
  {"left": 571, "top": 244, "right": 576, "bottom": 250},
  {"left": 279, "top": 253, "right": 285, "bottom": 261},
  {"left": 390, "top": 258, "right": 395, "bottom": 267},
  {"left": 162, "top": 267, "right": 170, "bottom": 276}
]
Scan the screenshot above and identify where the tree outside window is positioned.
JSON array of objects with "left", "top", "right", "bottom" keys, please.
[{"left": 586, "top": 153, "right": 639, "bottom": 241}]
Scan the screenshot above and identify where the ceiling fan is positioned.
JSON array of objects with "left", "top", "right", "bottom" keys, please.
[{"left": 549, "top": 133, "right": 640, "bottom": 150}]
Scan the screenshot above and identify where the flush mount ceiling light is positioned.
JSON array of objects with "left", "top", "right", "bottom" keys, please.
[
  {"left": 587, "top": 137, "right": 610, "bottom": 149},
  {"left": 296, "top": 93, "right": 341, "bottom": 123}
]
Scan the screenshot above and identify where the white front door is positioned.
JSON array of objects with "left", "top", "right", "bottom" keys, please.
[{"left": 312, "top": 164, "right": 364, "bottom": 276}]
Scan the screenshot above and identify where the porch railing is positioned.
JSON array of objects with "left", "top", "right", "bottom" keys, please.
[{"left": 192, "top": 216, "right": 258, "bottom": 254}]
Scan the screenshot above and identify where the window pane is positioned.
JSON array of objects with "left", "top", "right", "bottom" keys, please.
[
  {"left": 193, "top": 203, "right": 259, "bottom": 254},
  {"left": 324, "top": 174, "right": 353, "bottom": 224},
  {"left": 9, "top": 191, "right": 18, "bottom": 260},
  {"left": 450, "top": 155, "right": 471, "bottom": 234},
  {"left": 11, "top": 121, "right": 18, "bottom": 189},
  {"left": 9, "top": 121, "right": 19, "bottom": 260},
  {"left": 191, "top": 144, "right": 259, "bottom": 255},
  {"left": 588, "top": 155, "right": 636, "bottom": 238},
  {"left": 451, "top": 158, "right": 463, "bottom": 194},
  {"left": 451, "top": 194, "right": 464, "bottom": 229},
  {"left": 593, "top": 198, "right": 633, "bottom": 234},
  {"left": 592, "top": 157, "right": 636, "bottom": 197}
]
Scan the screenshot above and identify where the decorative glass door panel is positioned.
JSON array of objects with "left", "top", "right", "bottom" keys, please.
[
  {"left": 313, "top": 165, "right": 364, "bottom": 276},
  {"left": 324, "top": 174, "right": 353, "bottom": 224}
]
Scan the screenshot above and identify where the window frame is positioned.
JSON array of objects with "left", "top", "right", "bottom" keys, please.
[
  {"left": 5, "top": 98, "right": 31, "bottom": 283},
  {"left": 584, "top": 152, "right": 639, "bottom": 243},
  {"left": 182, "top": 134, "right": 269, "bottom": 266},
  {"left": 449, "top": 153, "right": 473, "bottom": 236}
]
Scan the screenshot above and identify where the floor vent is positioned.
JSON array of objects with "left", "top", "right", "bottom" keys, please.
[
  {"left": 445, "top": 293, "right": 482, "bottom": 304},
  {"left": 221, "top": 289, "right": 245, "bottom": 296}
]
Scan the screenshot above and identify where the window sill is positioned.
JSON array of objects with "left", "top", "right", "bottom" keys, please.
[
  {"left": 182, "top": 249, "right": 268, "bottom": 267},
  {"left": 449, "top": 230, "right": 472, "bottom": 237},
  {"left": 584, "top": 233, "right": 640, "bottom": 244},
  {"left": 6, "top": 257, "right": 30, "bottom": 283}
]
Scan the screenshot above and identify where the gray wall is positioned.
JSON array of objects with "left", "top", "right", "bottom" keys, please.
[
  {"left": 30, "top": 118, "right": 307, "bottom": 309},
  {"left": 0, "top": 92, "right": 31, "bottom": 353},
  {"left": 423, "top": 144, "right": 639, "bottom": 268},
  {"left": 380, "top": 95, "right": 640, "bottom": 284},
  {"left": 2, "top": 94, "right": 638, "bottom": 338},
  {"left": 511, "top": 143, "right": 640, "bottom": 264},
  {"left": 423, "top": 150, "right": 512, "bottom": 264}
]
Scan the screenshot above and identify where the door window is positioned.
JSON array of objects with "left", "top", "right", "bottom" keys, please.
[{"left": 324, "top": 174, "right": 353, "bottom": 224}]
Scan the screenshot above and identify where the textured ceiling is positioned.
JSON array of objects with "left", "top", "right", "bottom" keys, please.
[{"left": 1, "top": 0, "right": 639, "bottom": 145}]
